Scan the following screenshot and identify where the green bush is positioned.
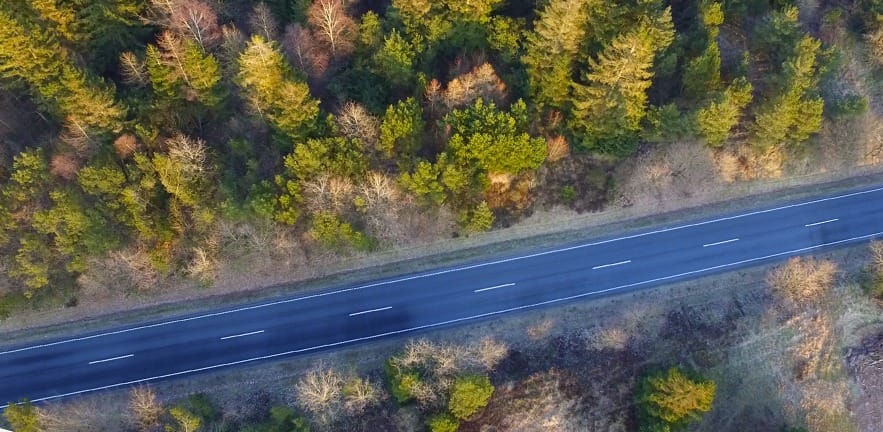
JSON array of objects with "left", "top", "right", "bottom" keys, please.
[
  {"left": 385, "top": 360, "right": 422, "bottom": 404},
  {"left": 448, "top": 374, "right": 494, "bottom": 420},
  {"left": 427, "top": 413, "right": 460, "bottom": 432},
  {"left": 560, "top": 185, "right": 576, "bottom": 204},
  {"left": 827, "top": 94, "right": 869, "bottom": 117},
  {"left": 636, "top": 368, "right": 716, "bottom": 431}
]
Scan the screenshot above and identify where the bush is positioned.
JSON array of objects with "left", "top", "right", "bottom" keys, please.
[
  {"left": 636, "top": 367, "right": 716, "bottom": 431},
  {"left": 560, "top": 185, "right": 576, "bottom": 204},
  {"left": 385, "top": 360, "right": 421, "bottom": 404},
  {"left": 827, "top": 94, "right": 869, "bottom": 117},
  {"left": 427, "top": 413, "right": 460, "bottom": 432},
  {"left": 448, "top": 374, "right": 494, "bottom": 420}
]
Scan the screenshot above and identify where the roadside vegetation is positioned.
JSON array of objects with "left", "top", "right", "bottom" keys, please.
[
  {"left": 0, "top": 0, "right": 882, "bottom": 320},
  {"left": 6, "top": 243, "right": 883, "bottom": 431}
]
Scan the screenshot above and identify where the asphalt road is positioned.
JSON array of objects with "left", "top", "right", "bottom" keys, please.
[{"left": 3, "top": 185, "right": 883, "bottom": 407}]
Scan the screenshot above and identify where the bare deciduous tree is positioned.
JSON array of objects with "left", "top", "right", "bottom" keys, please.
[
  {"left": 767, "top": 257, "right": 837, "bottom": 309},
  {"left": 60, "top": 116, "right": 99, "bottom": 157},
  {"left": 307, "top": 0, "right": 357, "bottom": 58},
  {"left": 342, "top": 376, "right": 381, "bottom": 414},
  {"left": 50, "top": 152, "right": 80, "bottom": 180},
  {"left": 120, "top": 51, "right": 148, "bottom": 86},
  {"left": 114, "top": 133, "right": 141, "bottom": 159},
  {"left": 129, "top": 386, "right": 162, "bottom": 432},
  {"left": 336, "top": 102, "right": 379, "bottom": 148},
  {"left": 443, "top": 63, "right": 507, "bottom": 109},
  {"left": 545, "top": 135, "right": 570, "bottom": 163},
  {"left": 248, "top": 2, "right": 279, "bottom": 41},
  {"left": 295, "top": 365, "right": 345, "bottom": 416},
  {"left": 283, "top": 23, "right": 328, "bottom": 78},
  {"left": 171, "top": 0, "right": 220, "bottom": 49}
]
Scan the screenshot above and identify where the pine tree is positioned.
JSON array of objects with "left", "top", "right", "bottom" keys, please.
[
  {"left": 696, "top": 77, "right": 753, "bottom": 146},
  {"left": 637, "top": 368, "right": 716, "bottom": 431},
  {"left": 238, "top": 34, "right": 320, "bottom": 141},
  {"left": 523, "top": 0, "right": 589, "bottom": 110},
  {"left": 380, "top": 97, "right": 424, "bottom": 164},
  {"left": 752, "top": 36, "right": 824, "bottom": 148},
  {"left": 570, "top": 13, "right": 675, "bottom": 156}
]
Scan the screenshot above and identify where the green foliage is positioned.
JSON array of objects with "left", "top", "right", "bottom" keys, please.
[
  {"left": 427, "top": 413, "right": 460, "bottom": 432},
  {"left": 32, "top": 189, "right": 118, "bottom": 273},
  {"left": 167, "top": 406, "right": 202, "bottom": 432},
  {"left": 444, "top": 99, "right": 545, "bottom": 174},
  {"left": 637, "top": 368, "right": 716, "bottom": 431},
  {"left": 827, "top": 94, "right": 869, "bottom": 117},
  {"left": 385, "top": 359, "right": 422, "bottom": 404},
  {"left": 309, "top": 211, "right": 374, "bottom": 251},
  {"left": 570, "top": 11, "right": 675, "bottom": 156},
  {"left": 380, "top": 97, "right": 424, "bottom": 163},
  {"left": 184, "top": 393, "right": 220, "bottom": 424},
  {"left": 400, "top": 159, "right": 447, "bottom": 206},
  {"left": 523, "top": 0, "right": 588, "bottom": 110},
  {"left": 448, "top": 374, "right": 494, "bottom": 420},
  {"left": 283, "top": 137, "right": 366, "bottom": 181},
  {"left": 696, "top": 77, "right": 753, "bottom": 146},
  {"left": 3, "top": 400, "right": 41, "bottom": 432},
  {"left": 752, "top": 36, "right": 825, "bottom": 148},
  {"left": 458, "top": 201, "right": 494, "bottom": 233},
  {"left": 682, "top": 41, "right": 722, "bottom": 100},
  {"left": 245, "top": 406, "right": 311, "bottom": 432},
  {"left": 643, "top": 104, "right": 696, "bottom": 143},
  {"left": 373, "top": 29, "right": 417, "bottom": 89},
  {"left": 560, "top": 185, "right": 576, "bottom": 204},
  {"left": 238, "top": 35, "right": 319, "bottom": 141},
  {"left": 488, "top": 17, "right": 524, "bottom": 62}
]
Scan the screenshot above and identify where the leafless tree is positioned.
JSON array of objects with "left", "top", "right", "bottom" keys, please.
[
  {"left": 114, "top": 133, "right": 141, "bottom": 159},
  {"left": 295, "top": 365, "right": 344, "bottom": 415},
  {"left": 283, "top": 23, "right": 329, "bottom": 78},
  {"left": 342, "top": 376, "right": 381, "bottom": 414},
  {"left": 120, "top": 52, "right": 148, "bottom": 86},
  {"left": 307, "top": 0, "right": 357, "bottom": 58},
  {"left": 60, "top": 116, "right": 99, "bottom": 157},
  {"left": 767, "top": 257, "right": 837, "bottom": 309},
  {"left": 129, "top": 386, "right": 162, "bottom": 432},
  {"left": 166, "top": 133, "right": 208, "bottom": 174},
  {"left": 219, "top": 24, "right": 247, "bottom": 65},
  {"left": 443, "top": 63, "right": 507, "bottom": 110},
  {"left": 50, "top": 152, "right": 80, "bottom": 180},
  {"left": 545, "top": 135, "right": 570, "bottom": 163},
  {"left": 171, "top": 0, "right": 221, "bottom": 49},
  {"left": 336, "top": 102, "right": 379, "bottom": 148},
  {"left": 248, "top": 2, "right": 279, "bottom": 41}
]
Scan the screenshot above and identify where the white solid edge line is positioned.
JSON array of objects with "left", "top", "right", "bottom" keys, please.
[
  {"left": 3, "top": 186, "right": 882, "bottom": 357},
  {"left": 703, "top": 238, "right": 740, "bottom": 247},
  {"left": 348, "top": 306, "right": 392, "bottom": 317},
  {"left": 805, "top": 218, "right": 839, "bottom": 227},
  {"left": 220, "top": 330, "right": 265, "bottom": 340},
  {"left": 87, "top": 354, "right": 134, "bottom": 365},
  {"left": 474, "top": 283, "right": 516, "bottom": 293},
  {"left": 6, "top": 229, "right": 883, "bottom": 408},
  {"left": 592, "top": 260, "right": 631, "bottom": 270}
]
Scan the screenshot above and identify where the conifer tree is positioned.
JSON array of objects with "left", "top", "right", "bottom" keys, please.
[
  {"left": 238, "top": 34, "right": 320, "bottom": 141},
  {"left": 696, "top": 77, "right": 753, "bottom": 146},
  {"left": 570, "top": 13, "right": 675, "bottom": 156}
]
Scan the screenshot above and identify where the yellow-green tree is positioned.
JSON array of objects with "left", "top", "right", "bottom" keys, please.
[
  {"left": 570, "top": 12, "right": 674, "bottom": 156},
  {"left": 637, "top": 367, "right": 716, "bottom": 431},
  {"left": 238, "top": 35, "right": 319, "bottom": 141}
]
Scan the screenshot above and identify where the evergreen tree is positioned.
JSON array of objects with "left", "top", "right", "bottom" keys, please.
[
  {"left": 570, "top": 13, "right": 675, "bottom": 156},
  {"left": 523, "top": 0, "right": 589, "bottom": 110},
  {"left": 238, "top": 35, "right": 319, "bottom": 141},
  {"left": 380, "top": 97, "right": 424, "bottom": 164},
  {"left": 696, "top": 77, "right": 753, "bottom": 146},
  {"left": 3, "top": 400, "right": 42, "bottom": 432},
  {"left": 637, "top": 368, "right": 716, "bottom": 431},
  {"left": 752, "top": 36, "right": 824, "bottom": 148}
]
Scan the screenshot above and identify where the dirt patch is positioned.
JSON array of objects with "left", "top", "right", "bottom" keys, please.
[{"left": 847, "top": 333, "right": 883, "bottom": 432}]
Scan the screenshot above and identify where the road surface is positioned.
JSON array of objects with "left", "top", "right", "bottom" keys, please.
[{"left": 3, "top": 185, "right": 883, "bottom": 406}]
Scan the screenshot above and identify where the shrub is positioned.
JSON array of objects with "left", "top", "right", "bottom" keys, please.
[
  {"left": 448, "top": 374, "right": 494, "bottom": 420},
  {"left": 427, "top": 413, "right": 460, "bottom": 432},
  {"left": 636, "top": 367, "right": 716, "bottom": 431}
]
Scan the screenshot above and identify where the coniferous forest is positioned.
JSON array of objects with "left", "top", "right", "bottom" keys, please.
[{"left": 0, "top": 0, "right": 882, "bottom": 314}]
